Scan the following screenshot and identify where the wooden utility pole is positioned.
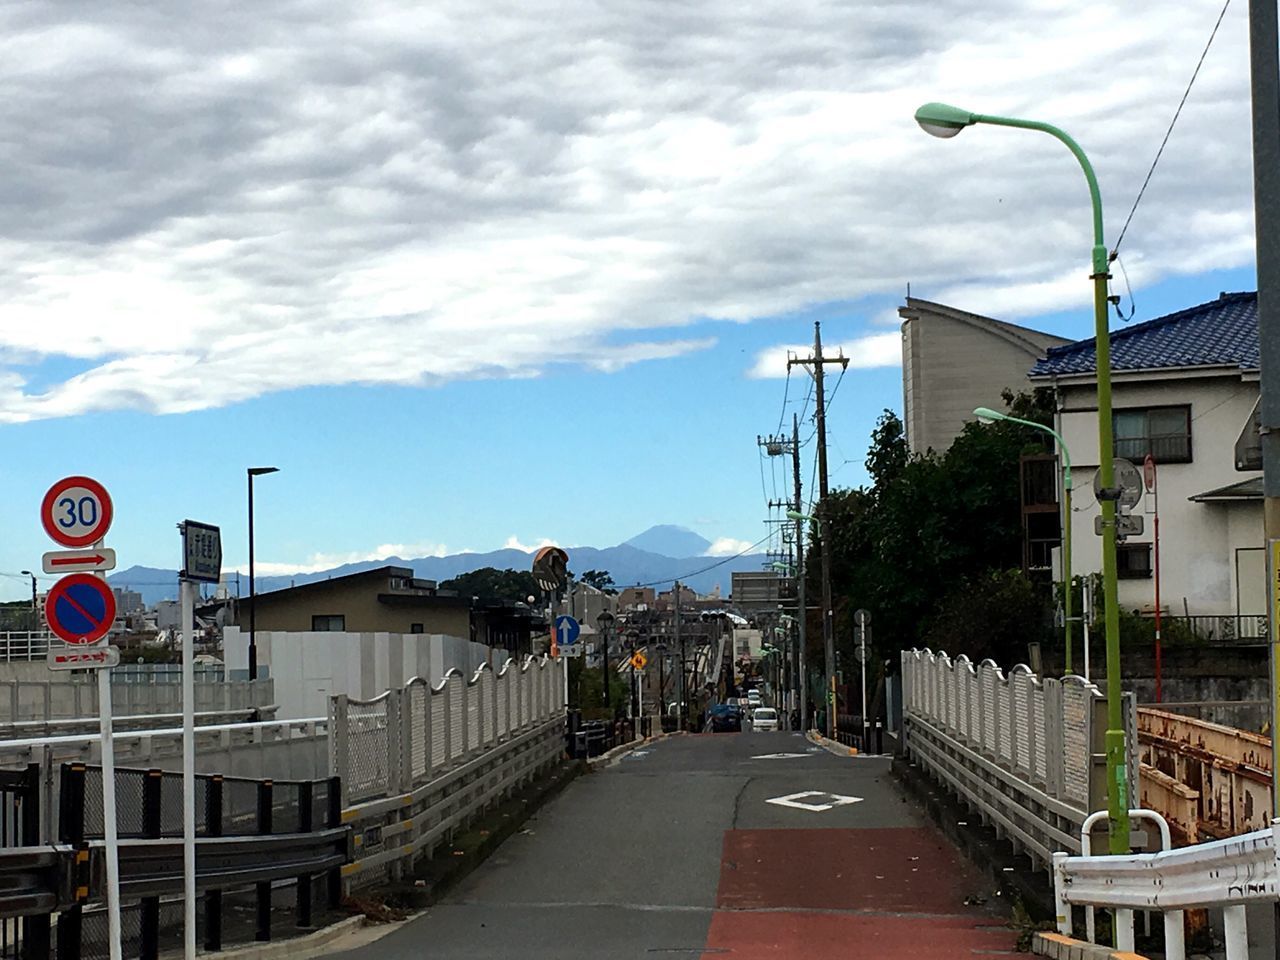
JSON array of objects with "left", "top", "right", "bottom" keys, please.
[{"left": 789, "top": 321, "right": 847, "bottom": 739}]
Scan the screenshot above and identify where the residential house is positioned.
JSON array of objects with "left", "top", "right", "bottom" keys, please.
[
  {"left": 899, "top": 297, "right": 1071, "bottom": 455},
  {"left": 1028, "top": 292, "right": 1263, "bottom": 632}
]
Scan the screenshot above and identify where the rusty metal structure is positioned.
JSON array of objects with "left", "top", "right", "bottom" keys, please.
[{"left": 1137, "top": 707, "right": 1272, "bottom": 845}]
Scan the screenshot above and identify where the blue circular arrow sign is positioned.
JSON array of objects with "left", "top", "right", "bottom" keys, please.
[{"left": 555, "top": 615, "right": 580, "bottom": 646}]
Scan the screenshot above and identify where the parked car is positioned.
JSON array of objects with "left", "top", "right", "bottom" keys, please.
[
  {"left": 709, "top": 703, "right": 743, "bottom": 732},
  {"left": 746, "top": 690, "right": 763, "bottom": 708},
  {"left": 751, "top": 707, "right": 779, "bottom": 732}
]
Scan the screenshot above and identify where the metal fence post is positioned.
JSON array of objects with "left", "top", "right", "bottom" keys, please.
[
  {"left": 21, "top": 763, "right": 50, "bottom": 959},
  {"left": 423, "top": 680, "right": 434, "bottom": 775},
  {"left": 400, "top": 688, "right": 413, "bottom": 790},
  {"left": 139, "top": 769, "right": 163, "bottom": 960},
  {"left": 443, "top": 679, "right": 454, "bottom": 768},
  {"left": 56, "top": 763, "right": 87, "bottom": 960},
  {"left": 386, "top": 689, "right": 402, "bottom": 796},
  {"left": 296, "top": 781, "right": 314, "bottom": 929},
  {"left": 255, "top": 780, "right": 273, "bottom": 942},
  {"left": 326, "top": 776, "right": 342, "bottom": 909},
  {"left": 329, "top": 695, "right": 349, "bottom": 809},
  {"left": 460, "top": 678, "right": 470, "bottom": 759},
  {"left": 204, "top": 775, "right": 224, "bottom": 952}
]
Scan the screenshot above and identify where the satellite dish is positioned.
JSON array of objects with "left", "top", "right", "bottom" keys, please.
[{"left": 1093, "top": 458, "right": 1144, "bottom": 509}]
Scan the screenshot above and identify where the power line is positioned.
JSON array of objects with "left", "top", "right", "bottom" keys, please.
[{"left": 1112, "top": 0, "right": 1233, "bottom": 255}]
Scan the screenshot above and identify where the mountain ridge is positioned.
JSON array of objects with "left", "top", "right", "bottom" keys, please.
[{"left": 108, "top": 526, "right": 765, "bottom": 605}]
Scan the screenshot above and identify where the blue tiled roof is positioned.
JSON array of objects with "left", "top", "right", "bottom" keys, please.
[{"left": 1028, "top": 291, "right": 1258, "bottom": 377}]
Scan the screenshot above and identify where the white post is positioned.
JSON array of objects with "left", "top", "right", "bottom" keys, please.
[
  {"left": 1222, "top": 904, "right": 1248, "bottom": 960},
  {"left": 181, "top": 577, "right": 196, "bottom": 960},
  {"left": 97, "top": 664, "right": 123, "bottom": 960},
  {"left": 1051, "top": 851, "right": 1072, "bottom": 936},
  {"left": 1115, "top": 908, "right": 1135, "bottom": 952},
  {"left": 859, "top": 625, "right": 868, "bottom": 751}
]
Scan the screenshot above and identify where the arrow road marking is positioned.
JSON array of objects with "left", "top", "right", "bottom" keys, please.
[
  {"left": 751, "top": 753, "right": 810, "bottom": 759},
  {"left": 765, "top": 790, "right": 864, "bottom": 812}
]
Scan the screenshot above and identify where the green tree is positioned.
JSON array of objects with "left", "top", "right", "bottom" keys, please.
[
  {"left": 813, "top": 389, "right": 1060, "bottom": 668},
  {"left": 578, "top": 570, "right": 617, "bottom": 594},
  {"left": 440, "top": 567, "right": 541, "bottom": 604}
]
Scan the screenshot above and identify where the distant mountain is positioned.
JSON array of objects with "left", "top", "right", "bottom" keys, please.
[
  {"left": 624, "top": 525, "right": 712, "bottom": 558},
  {"left": 108, "top": 528, "right": 765, "bottom": 607}
]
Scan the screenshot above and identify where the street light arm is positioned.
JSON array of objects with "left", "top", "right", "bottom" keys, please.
[
  {"left": 971, "top": 113, "right": 1106, "bottom": 266},
  {"left": 975, "top": 408, "right": 1074, "bottom": 488}
]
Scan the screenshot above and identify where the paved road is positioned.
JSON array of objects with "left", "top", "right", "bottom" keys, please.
[{"left": 331, "top": 732, "right": 1018, "bottom": 959}]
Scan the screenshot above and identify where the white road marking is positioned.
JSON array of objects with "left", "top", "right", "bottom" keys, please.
[
  {"left": 750, "top": 752, "right": 810, "bottom": 759},
  {"left": 765, "top": 790, "right": 864, "bottom": 812}
]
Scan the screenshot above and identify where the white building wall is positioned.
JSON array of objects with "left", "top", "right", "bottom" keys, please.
[
  {"left": 1054, "top": 372, "right": 1262, "bottom": 616},
  {"left": 224, "top": 626, "right": 507, "bottom": 719}
]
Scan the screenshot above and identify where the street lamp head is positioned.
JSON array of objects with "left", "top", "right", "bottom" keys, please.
[
  {"left": 973, "top": 406, "right": 1007, "bottom": 425},
  {"left": 19, "top": 570, "right": 31, "bottom": 577},
  {"left": 785, "top": 509, "right": 813, "bottom": 522},
  {"left": 248, "top": 466, "right": 280, "bottom": 477},
  {"left": 914, "top": 102, "right": 976, "bottom": 139}
]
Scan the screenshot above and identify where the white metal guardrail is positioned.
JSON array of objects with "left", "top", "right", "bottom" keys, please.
[
  {"left": 901, "top": 649, "right": 1137, "bottom": 869},
  {"left": 331, "top": 653, "right": 566, "bottom": 887},
  {"left": 1053, "top": 820, "right": 1280, "bottom": 960}
]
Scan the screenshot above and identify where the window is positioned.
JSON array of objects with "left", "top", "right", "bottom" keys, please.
[
  {"left": 410, "top": 623, "right": 424, "bottom": 634},
  {"left": 1116, "top": 543, "right": 1153, "bottom": 580},
  {"left": 311, "top": 615, "right": 345, "bottom": 631},
  {"left": 1113, "top": 406, "right": 1191, "bottom": 463}
]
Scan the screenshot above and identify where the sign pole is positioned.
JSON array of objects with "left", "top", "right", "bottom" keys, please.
[
  {"left": 97, "top": 647, "right": 123, "bottom": 960},
  {"left": 181, "top": 571, "right": 196, "bottom": 960}
]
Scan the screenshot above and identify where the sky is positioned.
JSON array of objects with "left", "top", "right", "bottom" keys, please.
[{"left": 0, "top": 0, "right": 1263, "bottom": 600}]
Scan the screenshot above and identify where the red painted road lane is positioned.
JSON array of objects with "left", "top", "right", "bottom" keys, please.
[
  {"left": 701, "top": 912, "right": 1019, "bottom": 959},
  {"left": 706, "top": 827, "right": 1019, "bottom": 958}
]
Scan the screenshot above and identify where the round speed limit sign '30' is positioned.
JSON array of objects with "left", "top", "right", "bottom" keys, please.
[{"left": 41, "top": 476, "right": 113, "bottom": 548}]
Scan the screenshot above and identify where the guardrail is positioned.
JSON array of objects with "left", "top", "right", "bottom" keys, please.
[
  {"left": 58, "top": 761, "right": 344, "bottom": 959},
  {"left": 901, "top": 649, "right": 1137, "bottom": 869},
  {"left": 0, "top": 676, "right": 273, "bottom": 728},
  {"left": 0, "top": 634, "right": 51, "bottom": 662},
  {"left": 332, "top": 654, "right": 564, "bottom": 887},
  {"left": 1137, "top": 707, "right": 1271, "bottom": 843},
  {"left": 1053, "top": 820, "right": 1280, "bottom": 960}
]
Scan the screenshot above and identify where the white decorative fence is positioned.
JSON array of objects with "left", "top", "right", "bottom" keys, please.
[
  {"left": 901, "top": 649, "right": 1137, "bottom": 868},
  {"left": 330, "top": 654, "right": 565, "bottom": 886}
]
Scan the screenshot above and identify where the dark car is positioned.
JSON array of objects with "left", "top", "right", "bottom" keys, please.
[{"left": 709, "top": 703, "right": 743, "bottom": 732}]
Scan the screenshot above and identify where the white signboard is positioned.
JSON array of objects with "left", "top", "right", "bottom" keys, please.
[
  {"left": 48, "top": 645, "right": 120, "bottom": 671},
  {"left": 42, "top": 547, "right": 117, "bottom": 575}
]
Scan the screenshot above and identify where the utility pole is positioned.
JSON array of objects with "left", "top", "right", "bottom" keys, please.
[
  {"left": 674, "top": 581, "right": 685, "bottom": 731},
  {"left": 792, "top": 414, "right": 807, "bottom": 731},
  {"left": 1249, "top": 0, "right": 1280, "bottom": 831},
  {"left": 789, "top": 321, "right": 848, "bottom": 739}
]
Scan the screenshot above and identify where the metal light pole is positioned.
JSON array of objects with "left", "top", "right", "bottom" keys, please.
[
  {"left": 18, "top": 570, "right": 36, "bottom": 629},
  {"left": 918, "top": 102, "right": 1127, "bottom": 854},
  {"left": 974, "top": 407, "right": 1075, "bottom": 674},
  {"left": 246, "top": 467, "right": 279, "bottom": 682}
]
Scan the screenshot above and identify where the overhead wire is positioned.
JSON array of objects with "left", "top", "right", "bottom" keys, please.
[
  {"left": 632, "top": 532, "right": 776, "bottom": 588},
  {"left": 1111, "top": 0, "right": 1232, "bottom": 257}
]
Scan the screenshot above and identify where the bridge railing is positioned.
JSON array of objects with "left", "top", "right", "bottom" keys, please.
[
  {"left": 901, "top": 648, "right": 1136, "bottom": 869},
  {"left": 1053, "top": 820, "right": 1280, "bottom": 960},
  {"left": 331, "top": 653, "right": 565, "bottom": 887}
]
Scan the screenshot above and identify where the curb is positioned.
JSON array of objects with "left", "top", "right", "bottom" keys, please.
[
  {"left": 1032, "top": 931, "right": 1149, "bottom": 960},
  {"left": 588, "top": 731, "right": 674, "bottom": 768},
  {"left": 186, "top": 916, "right": 367, "bottom": 960}
]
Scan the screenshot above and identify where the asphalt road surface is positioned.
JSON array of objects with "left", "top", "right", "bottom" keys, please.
[{"left": 330, "top": 731, "right": 1018, "bottom": 959}]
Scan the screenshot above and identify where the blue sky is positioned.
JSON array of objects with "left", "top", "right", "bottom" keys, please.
[
  {"left": 0, "top": 262, "right": 1256, "bottom": 601},
  {"left": 0, "top": 1, "right": 1261, "bottom": 599}
]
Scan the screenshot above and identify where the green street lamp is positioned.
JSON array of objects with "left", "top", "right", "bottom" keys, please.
[
  {"left": 975, "top": 407, "right": 1076, "bottom": 674},
  {"left": 919, "top": 102, "right": 1127, "bottom": 857}
]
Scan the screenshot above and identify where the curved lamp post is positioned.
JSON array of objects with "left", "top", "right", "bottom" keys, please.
[
  {"left": 975, "top": 407, "right": 1076, "bottom": 673},
  {"left": 919, "top": 102, "right": 1127, "bottom": 855}
]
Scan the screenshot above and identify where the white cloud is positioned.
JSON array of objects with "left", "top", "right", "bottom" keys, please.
[
  {"left": 502, "top": 535, "right": 559, "bottom": 553},
  {"left": 747, "top": 333, "right": 902, "bottom": 380},
  {"left": 704, "top": 537, "right": 756, "bottom": 557},
  {"left": 0, "top": 1, "right": 1257, "bottom": 420},
  {"left": 233, "top": 541, "right": 449, "bottom": 576}
]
